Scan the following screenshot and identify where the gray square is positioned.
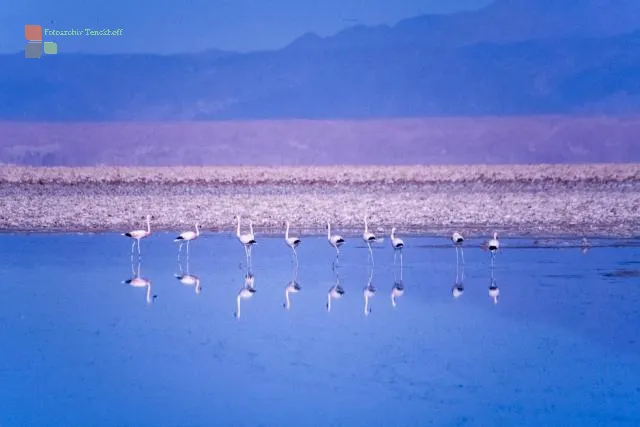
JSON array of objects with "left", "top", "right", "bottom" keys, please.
[{"left": 25, "top": 42, "right": 42, "bottom": 58}]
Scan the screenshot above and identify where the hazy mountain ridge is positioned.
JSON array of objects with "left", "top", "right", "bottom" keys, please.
[{"left": 1, "top": 0, "right": 640, "bottom": 120}]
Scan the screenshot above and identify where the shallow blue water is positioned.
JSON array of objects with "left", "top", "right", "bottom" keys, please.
[{"left": 1, "top": 232, "right": 639, "bottom": 426}]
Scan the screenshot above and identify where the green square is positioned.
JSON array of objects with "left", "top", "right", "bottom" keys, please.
[{"left": 44, "top": 42, "right": 57, "bottom": 54}]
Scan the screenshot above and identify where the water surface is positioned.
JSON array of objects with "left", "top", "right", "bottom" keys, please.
[{"left": 1, "top": 233, "right": 639, "bottom": 426}]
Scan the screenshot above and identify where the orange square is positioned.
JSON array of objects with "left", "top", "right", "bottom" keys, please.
[{"left": 25, "top": 25, "right": 42, "bottom": 41}]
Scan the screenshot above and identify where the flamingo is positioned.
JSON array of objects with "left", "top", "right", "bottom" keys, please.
[
  {"left": 363, "top": 216, "right": 377, "bottom": 266},
  {"left": 327, "top": 222, "right": 345, "bottom": 268},
  {"left": 174, "top": 223, "right": 201, "bottom": 259},
  {"left": 122, "top": 215, "right": 151, "bottom": 258},
  {"left": 488, "top": 232, "right": 499, "bottom": 266},
  {"left": 284, "top": 221, "right": 302, "bottom": 265},
  {"left": 451, "top": 231, "right": 465, "bottom": 266},
  {"left": 122, "top": 262, "right": 155, "bottom": 304},
  {"left": 235, "top": 216, "right": 256, "bottom": 267},
  {"left": 391, "top": 227, "right": 404, "bottom": 266}
]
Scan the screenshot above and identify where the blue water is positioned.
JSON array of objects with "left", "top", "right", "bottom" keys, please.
[{"left": 1, "top": 233, "right": 639, "bottom": 426}]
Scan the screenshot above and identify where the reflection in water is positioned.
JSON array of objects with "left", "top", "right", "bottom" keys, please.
[
  {"left": 122, "top": 260, "right": 155, "bottom": 304},
  {"left": 234, "top": 271, "right": 256, "bottom": 319},
  {"left": 581, "top": 237, "right": 590, "bottom": 254},
  {"left": 326, "top": 269, "right": 345, "bottom": 312},
  {"left": 363, "top": 267, "right": 376, "bottom": 315},
  {"left": 283, "top": 265, "right": 301, "bottom": 310},
  {"left": 174, "top": 258, "right": 201, "bottom": 295},
  {"left": 452, "top": 254, "right": 465, "bottom": 299},
  {"left": 391, "top": 256, "right": 405, "bottom": 307},
  {"left": 489, "top": 265, "right": 500, "bottom": 304}
]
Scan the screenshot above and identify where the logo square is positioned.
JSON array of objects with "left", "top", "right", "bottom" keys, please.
[
  {"left": 25, "top": 41, "right": 42, "bottom": 58},
  {"left": 25, "top": 24, "right": 42, "bottom": 41},
  {"left": 44, "top": 41, "right": 57, "bottom": 54}
]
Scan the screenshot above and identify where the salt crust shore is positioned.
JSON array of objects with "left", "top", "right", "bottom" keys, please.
[{"left": 0, "top": 164, "right": 638, "bottom": 237}]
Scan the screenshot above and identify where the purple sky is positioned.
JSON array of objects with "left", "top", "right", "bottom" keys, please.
[{"left": 2, "top": 0, "right": 491, "bottom": 54}]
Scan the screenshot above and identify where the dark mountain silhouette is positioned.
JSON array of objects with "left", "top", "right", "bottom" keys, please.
[{"left": 1, "top": 0, "right": 639, "bottom": 121}]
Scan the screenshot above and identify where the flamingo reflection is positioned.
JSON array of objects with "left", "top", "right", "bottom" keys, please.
[
  {"left": 326, "top": 269, "right": 345, "bottom": 312},
  {"left": 122, "top": 261, "right": 155, "bottom": 304},
  {"left": 283, "top": 264, "right": 301, "bottom": 310},
  {"left": 451, "top": 253, "right": 465, "bottom": 299},
  {"left": 363, "top": 266, "right": 376, "bottom": 315},
  {"left": 234, "top": 271, "right": 256, "bottom": 319},
  {"left": 488, "top": 264, "right": 500, "bottom": 304},
  {"left": 174, "top": 258, "right": 201, "bottom": 295},
  {"left": 391, "top": 254, "right": 405, "bottom": 307}
]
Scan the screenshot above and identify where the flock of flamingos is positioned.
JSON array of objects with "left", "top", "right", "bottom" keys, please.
[{"left": 121, "top": 214, "right": 502, "bottom": 317}]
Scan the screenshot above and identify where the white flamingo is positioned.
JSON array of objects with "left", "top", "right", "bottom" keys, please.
[
  {"left": 122, "top": 215, "right": 151, "bottom": 258},
  {"left": 122, "top": 262, "right": 154, "bottom": 304},
  {"left": 174, "top": 223, "right": 201, "bottom": 259},
  {"left": 235, "top": 216, "right": 256, "bottom": 267},
  {"left": 391, "top": 227, "right": 404, "bottom": 266},
  {"left": 451, "top": 231, "right": 464, "bottom": 265},
  {"left": 234, "top": 285, "right": 256, "bottom": 318},
  {"left": 488, "top": 232, "right": 499, "bottom": 266},
  {"left": 363, "top": 215, "right": 377, "bottom": 266},
  {"left": 284, "top": 221, "right": 302, "bottom": 265},
  {"left": 327, "top": 222, "right": 345, "bottom": 268}
]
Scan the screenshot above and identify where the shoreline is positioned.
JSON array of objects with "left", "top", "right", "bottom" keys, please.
[{"left": 0, "top": 164, "right": 638, "bottom": 237}]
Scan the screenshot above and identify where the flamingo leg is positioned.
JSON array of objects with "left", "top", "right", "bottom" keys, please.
[
  {"left": 393, "top": 249, "right": 397, "bottom": 266},
  {"left": 130, "top": 240, "right": 135, "bottom": 258},
  {"left": 368, "top": 243, "right": 374, "bottom": 267},
  {"left": 460, "top": 247, "right": 465, "bottom": 265},
  {"left": 186, "top": 240, "right": 190, "bottom": 258},
  {"left": 137, "top": 239, "right": 141, "bottom": 256}
]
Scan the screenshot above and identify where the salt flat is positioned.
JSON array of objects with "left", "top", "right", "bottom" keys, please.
[{"left": 0, "top": 164, "right": 638, "bottom": 236}]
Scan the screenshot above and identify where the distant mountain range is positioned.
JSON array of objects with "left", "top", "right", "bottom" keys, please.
[{"left": 1, "top": 0, "right": 640, "bottom": 121}]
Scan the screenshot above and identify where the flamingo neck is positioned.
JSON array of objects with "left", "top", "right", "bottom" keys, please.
[
  {"left": 285, "top": 222, "right": 290, "bottom": 239},
  {"left": 146, "top": 217, "right": 151, "bottom": 233},
  {"left": 195, "top": 224, "right": 200, "bottom": 236},
  {"left": 327, "top": 222, "right": 331, "bottom": 239},
  {"left": 364, "top": 216, "right": 368, "bottom": 232},
  {"left": 236, "top": 217, "right": 241, "bottom": 237},
  {"left": 249, "top": 221, "right": 254, "bottom": 235}
]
